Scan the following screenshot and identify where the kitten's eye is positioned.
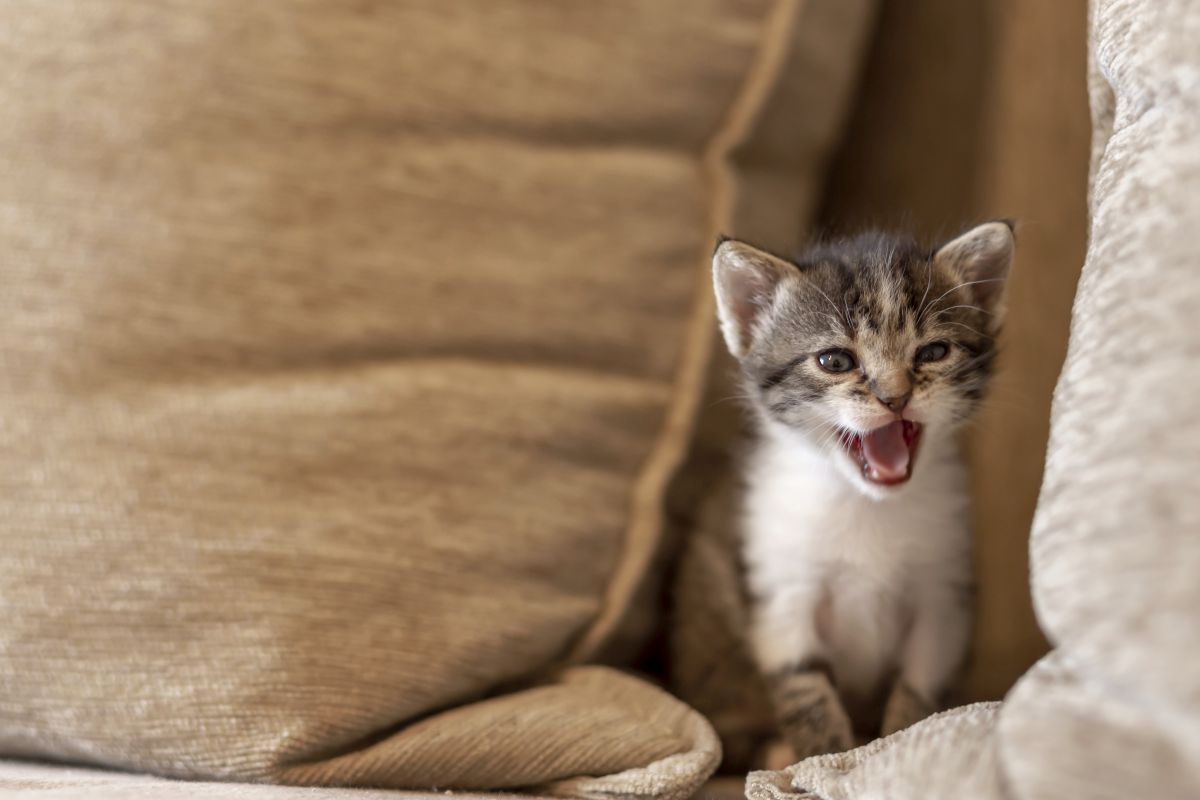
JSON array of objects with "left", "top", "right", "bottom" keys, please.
[
  {"left": 816, "top": 349, "right": 857, "bottom": 374},
  {"left": 916, "top": 341, "right": 950, "bottom": 364}
]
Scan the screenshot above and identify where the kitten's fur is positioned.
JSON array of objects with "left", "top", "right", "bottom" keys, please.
[{"left": 709, "top": 222, "right": 1014, "bottom": 758}]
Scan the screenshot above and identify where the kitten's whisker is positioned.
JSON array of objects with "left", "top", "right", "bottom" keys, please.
[
  {"left": 806, "top": 420, "right": 835, "bottom": 445},
  {"left": 796, "top": 275, "right": 852, "bottom": 333},
  {"left": 919, "top": 278, "right": 1006, "bottom": 323},
  {"left": 822, "top": 431, "right": 847, "bottom": 455},
  {"left": 930, "top": 304, "right": 994, "bottom": 318},
  {"left": 807, "top": 420, "right": 846, "bottom": 454},
  {"left": 709, "top": 393, "right": 752, "bottom": 408},
  {"left": 941, "top": 320, "right": 988, "bottom": 339},
  {"left": 811, "top": 311, "right": 846, "bottom": 330},
  {"left": 812, "top": 430, "right": 835, "bottom": 452},
  {"left": 917, "top": 259, "right": 933, "bottom": 329}
]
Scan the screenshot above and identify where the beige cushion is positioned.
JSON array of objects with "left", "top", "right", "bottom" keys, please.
[
  {"left": 0, "top": 1, "right": 873, "bottom": 796},
  {"left": 747, "top": 0, "right": 1200, "bottom": 796}
]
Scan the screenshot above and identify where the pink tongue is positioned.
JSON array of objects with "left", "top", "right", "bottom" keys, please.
[{"left": 862, "top": 421, "right": 910, "bottom": 481}]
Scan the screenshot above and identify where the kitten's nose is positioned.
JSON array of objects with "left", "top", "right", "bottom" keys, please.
[{"left": 874, "top": 392, "right": 911, "bottom": 412}]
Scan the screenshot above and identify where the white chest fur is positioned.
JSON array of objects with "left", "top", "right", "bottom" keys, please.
[{"left": 740, "top": 422, "right": 972, "bottom": 707}]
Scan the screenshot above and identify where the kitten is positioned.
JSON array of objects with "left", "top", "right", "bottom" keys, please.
[{"left": 711, "top": 222, "right": 1014, "bottom": 757}]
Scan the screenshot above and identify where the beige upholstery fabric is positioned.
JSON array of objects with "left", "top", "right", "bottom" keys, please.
[
  {"left": 0, "top": 1, "right": 875, "bottom": 796},
  {"left": 747, "top": 0, "right": 1200, "bottom": 796}
]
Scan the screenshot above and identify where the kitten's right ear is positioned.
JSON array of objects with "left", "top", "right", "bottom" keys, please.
[
  {"left": 932, "top": 221, "right": 1016, "bottom": 321},
  {"left": 712, "top": 238, "right": 792, "bottom": 359}
]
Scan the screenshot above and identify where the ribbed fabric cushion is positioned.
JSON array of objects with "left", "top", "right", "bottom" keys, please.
[{"left": 0, "top": 1, "right": 874, "bottom": 795}]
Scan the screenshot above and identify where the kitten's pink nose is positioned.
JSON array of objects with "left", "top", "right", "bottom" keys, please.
[
  {"left": 873, "top": 390, "right": 911, "bottom": 412},
  {"left": 870, "top": 372, "right": 912, "bottom": 413}
]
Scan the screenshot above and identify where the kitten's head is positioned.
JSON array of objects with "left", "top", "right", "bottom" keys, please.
[{"left": 713, "top": 223, "right": 1014, "bottom": 498}]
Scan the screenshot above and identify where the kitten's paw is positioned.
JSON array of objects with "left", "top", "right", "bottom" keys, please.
[
  {"left": 881, "top": 680, "right": 937, "bottom": 737},
  {"left": 771, "top": 670, "right": 854, "bottom": 759}
]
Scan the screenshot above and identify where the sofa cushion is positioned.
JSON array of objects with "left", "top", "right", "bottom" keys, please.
[{"left": 0, "top": 1, "right": 873, "bottom": 795}]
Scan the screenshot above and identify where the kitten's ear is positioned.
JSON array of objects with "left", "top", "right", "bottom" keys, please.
[
  {"left": 933, "top": 221, "right": 1016, "bottom": 321},
  {"left": 712, "top": 237, "right": 792, "bottom": 359}
]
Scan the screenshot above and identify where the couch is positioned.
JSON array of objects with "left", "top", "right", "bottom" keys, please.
[{"left": 2, "top": 1, "right": 1195, "bottom": 798}]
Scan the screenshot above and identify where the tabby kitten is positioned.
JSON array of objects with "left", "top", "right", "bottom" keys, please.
[{"left": 712, "top": 222, "right": 1014, "bottom": 756}]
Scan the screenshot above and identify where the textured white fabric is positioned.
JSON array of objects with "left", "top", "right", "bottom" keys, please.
[
  {"left": 1000, "top": 1, "right": 1200, "bottom": 793},
  {"left": 747, "top": 0, "right": 1200, "bottom": 797},
  {"left": 746, "top": 704, "right": 1003, "bottom": 800}
]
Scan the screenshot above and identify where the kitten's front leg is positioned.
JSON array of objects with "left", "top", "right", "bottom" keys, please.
[
  {"left": 753, "top": 589, "right": 854, "bottom": 758},
  {"left": 768, "top": 665, "right": 855, "bottom": 759},
  {"left": 882, "top": 583, "right": 971, "bottom": 737}
]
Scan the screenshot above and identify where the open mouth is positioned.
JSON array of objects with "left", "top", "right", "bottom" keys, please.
[{"left": 838, "top": 420, "right": 923, "bottom": 486}]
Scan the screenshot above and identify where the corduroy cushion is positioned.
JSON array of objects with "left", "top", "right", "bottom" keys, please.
[{"left": 0, "top": 1, "right": 874, "bottom": 796}]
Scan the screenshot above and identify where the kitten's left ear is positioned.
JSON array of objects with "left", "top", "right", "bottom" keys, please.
[{"left": 933, "top": 221, "right": 1016, "bottom": 322}]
